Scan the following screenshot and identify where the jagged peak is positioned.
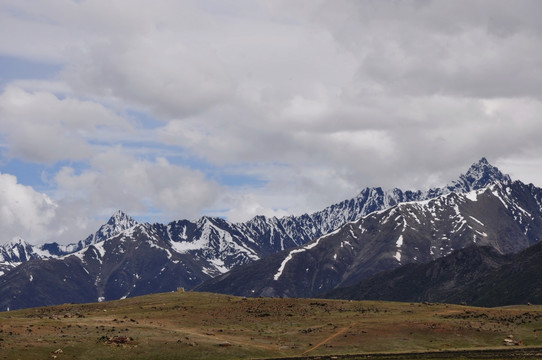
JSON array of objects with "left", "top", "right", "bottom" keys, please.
[
  {"left": 198, "top": 215, "right": 229, "bottom": 226},
  {"left": 352, "top": 158, "right": 508, "bottom": 195},
  {"left": 448, "top": 157, "right": 511, "bottom": 192},
  {"left": 83, "top": 210, "right": 139, "bottom": 247},
  {"left": 198, "top": 215, "right": 214, "bottom": 224},
  {"left": 106, "top": 210, "right": 137, "bottom": 226},
  {"left": 466, "top": 157, "right": 503, "bottom": 177},
  {"left": 244, "top": 214, "right": 281, "bottom": 226},
  {"left": 4, "top": 236, "right": 30, "bottom": 248}
]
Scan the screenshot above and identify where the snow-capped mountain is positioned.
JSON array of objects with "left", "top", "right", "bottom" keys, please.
[
  {"left": 1, "top": 158, "right": 505, "bottom": 277},
  {"left": 197, "top": 179, "right": 542, "bottom": 298},
  {"left": 0, "top": 158, "right": 524, "bottom": 310},
  {"left": 258, "top": 157, "right": 511, "bottom": 247},
  {"left": 40, "top": 210, "right": 139, "bottom": 257},
  {"left": 0, "top": 237, "right": 40, "bottom": 276},
  {"left": 0, "top": 210, "right": 138, "bottom": 276}
]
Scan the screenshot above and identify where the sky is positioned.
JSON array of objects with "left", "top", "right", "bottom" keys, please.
[{"left": 2, "top": 0, "right": 542, "bottom": 245}]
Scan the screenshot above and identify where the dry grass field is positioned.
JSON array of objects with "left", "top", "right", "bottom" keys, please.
[{"left": 1, "top": 291, "right": 542, "bottom": 359}]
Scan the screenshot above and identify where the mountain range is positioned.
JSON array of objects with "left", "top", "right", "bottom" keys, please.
[
  {"left": 0, "top": 158, "right": 536, "bottom": 310},
  {"left": 196, "top": 178, "right": 542, "bottom": 298},
  {"left": 0, "top": 157, "right": 508, "bottom": 274}
]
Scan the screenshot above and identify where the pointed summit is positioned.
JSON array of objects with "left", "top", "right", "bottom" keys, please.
[
  {"left": 106, "top": 210, "right": 137, "bottom": 227},
  {"left": 447, "top": 158, "right": 511, "bottom": 193},
  {"left": 0, "top": 237, "right": 38, "bottom": 263},
  {"left": 5, "top": 236, "right": 28, "bottom": 247},
  {"left": 37, "top": 211, "right": 139, "bottom": 257},
  {"left": 98, "top": 210, "right": 138, "bottom": 241},
  {"left": 74, "top": 211, "right": 138, "bottom": 249}
]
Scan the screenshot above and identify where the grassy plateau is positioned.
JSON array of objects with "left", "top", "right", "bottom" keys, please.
[{"left": 1, "top": 291, "right": 542, "bottom": 359}]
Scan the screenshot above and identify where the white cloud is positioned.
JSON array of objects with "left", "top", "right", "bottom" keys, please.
[
  {"left": 2, "top": 1, "right": 542, "bottom": 243},
  {"left": 0, "top": 172, "right": 57, "bottom": 244},
  {"left": 0, "top": 148, "right": 222, "bottom": 245},
  {"left": 53, "top": 147, "right": 221, "bottom": 223},
  {"left": 56, "top": 1, "right": 357, "bottom": 121},
  {"left": 224, "top": 193, "right": 289, "bottom": 223},
  {"left": 312, "top": 0, "right": 542, "bottom": 98},
  {"left": 0, "top": 86, "right": 133, "bottom": 163},
  {"left": 497, "top": 153, "right": 542, "bottom": 187}
]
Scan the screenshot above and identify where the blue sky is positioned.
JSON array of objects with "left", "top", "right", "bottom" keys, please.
[
  {"left": 2, "top": 0, "right": 542, "bottom": 245},
  {"left": 0, "top": 56, "right": 62, "bottom": 86}
]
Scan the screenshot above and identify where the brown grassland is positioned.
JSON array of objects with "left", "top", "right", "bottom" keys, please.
[{"left": 1, "top": 291, "right": 542, "bottom": 359}]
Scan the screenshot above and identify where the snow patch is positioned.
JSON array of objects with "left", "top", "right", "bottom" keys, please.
[
  {"left": 514, "top": 204, "right": 532, "bottom": 217},
  {"left": 93, "top": 242, "right": 106, "bottom": 259},
  {"left": 469, "top": 216, "right": 485, "bottom": 226},
  {"left": 490, "top": 186, "right": 509, "bottom": 209},
  {"left": 465, "top": 189, "right": 482, "bottom": 202},
  {"left": 273, "top": 229, "right": 335, "bottom": 281},
  {"left": 393, "top": 235, "right": 403, "bottom": 262},
  {"left": 209, "top": 258, "right": 229, "bottom": 274},
  {"left": 274, "top": 248, "right": 307, "bottom": 280},
  {"left": 474, "top": 229, "right": 488, "bottom": 237},
  {"left": 452, "top": 219, "right": 467, "bottom": 234}
]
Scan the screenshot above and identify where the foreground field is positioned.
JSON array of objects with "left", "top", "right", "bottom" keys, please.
[{"left": 1, "top": 292, "right": 542, "bottom": 359}]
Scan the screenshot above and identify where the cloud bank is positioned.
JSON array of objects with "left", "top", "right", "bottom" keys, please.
[{"left": 1, "top": 0, "right": 542, "bottom": 243}]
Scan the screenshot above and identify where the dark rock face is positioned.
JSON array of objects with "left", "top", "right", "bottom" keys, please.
[
  {"left": 323, "top": 245, "right": 510, "bottom": 304},
  {"left": 0, "top": 257, "right": 97, "bottom": 310},
  {"left": 324, "top": 239, "right": 542, "bottom": 307}
]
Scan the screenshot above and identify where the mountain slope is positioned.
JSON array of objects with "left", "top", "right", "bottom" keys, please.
[
  {"left": 324, "top": 239, "right": 542, "bottom": 307},
  {"left": 323, "top": 245, "right": 511, "bottom": 304},
  {"left": 197, "top": 180, "right": 542, "bottom": 298},
  {"left": 466, "top": 241, "right": 542, "bottom": 306}
]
